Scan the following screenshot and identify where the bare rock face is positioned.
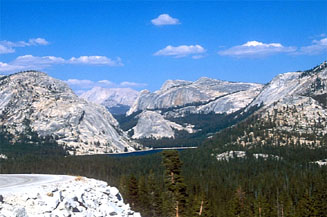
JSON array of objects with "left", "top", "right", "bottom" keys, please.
[
  {"left": 131, "top": 111, "right": 195, "bottom": 139},
  {"left": 127, "top": 77, "right": 263, "bottom": 116},
  {"left": 125, "top": 77, "right": 263, "bottom": 139},
  {"left": 248, "top": 61, "right": 327, "bottom": 109},
  {"left": 0, "top": 71, "right": 142, "bottom": 155},
  {"left": 213, "top": 62, "right": 327, "bottom": 149}
]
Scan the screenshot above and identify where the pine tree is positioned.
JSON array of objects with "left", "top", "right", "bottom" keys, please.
[
  {"left": 147, "top": 170, "right": 163, "bottom": 217},
  {"left": 191, "top": 194, "right": 213, "bottom": 217},
  {"left": 162, "top": 150, "right": 188, "bottom": 217},
  {"left": 127, "top": 175, "right": 139, "bottom": 209},
  {"left": 313, "top": 188, "right": 327, "bottom": 217},
  {"left": 138, "top": 176, "right": 150, "bottom": 215},
  {"left": 295, "top": 192, "right": 314, "bottom": 217}
]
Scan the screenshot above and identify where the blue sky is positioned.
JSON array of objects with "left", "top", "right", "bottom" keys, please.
[{"left": 0, "top": 0, "right": 326, "bottom": 93}]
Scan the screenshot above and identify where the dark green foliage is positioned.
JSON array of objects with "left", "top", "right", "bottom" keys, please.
[
  {"left": 113, "top": 111, "right": 141, "bottom": 131},
  {"left": 162, "top": 150, "right": 188, "bottom": 217},
  {"left": 108, "top": 104, "right": 131, "bottom": 115},
  {"left": 1, "top": 144, "right": 327, "bottom": 216},
  {"left": 0, "top": 125, "right": 67, "bottom": 157},
  {"left": 135, "top": 105, "right": 261, "bottom": 148},
  {"left": 312, "top": 93, "right": 327, "bottom": 108}
]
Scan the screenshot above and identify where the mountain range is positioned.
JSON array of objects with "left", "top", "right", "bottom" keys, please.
[
  {"left": 0, "top": 71, "right": 142, "bottom": 155},
  {"left": 110, "top": 61, "right": 327, "bottom": 149},
  {"left": 0, "top": 61, "right": 326, "bottom": 155},
  {"left": 80, "top": 87, "right": 139, "bottom": 115}
]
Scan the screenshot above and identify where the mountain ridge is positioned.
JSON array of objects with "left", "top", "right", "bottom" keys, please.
[{"left": 0, "top": 70, "right": 142, "bottom": 155}]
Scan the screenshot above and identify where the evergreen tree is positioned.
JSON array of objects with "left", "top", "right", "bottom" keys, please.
[
  {"left": 295, "top": 192, "right": 314, "bottom": 217},
  {"left": 162, "top": 150, "right": 188, "bottom": 217},
  {"left": 138, "top": 176, "right": 150, "bottom": 215},
  {"left": 127, "top": 175, "right": 139, "bottom": 208}
]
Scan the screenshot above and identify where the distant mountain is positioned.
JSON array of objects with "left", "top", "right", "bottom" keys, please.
[
  {"left": 80, "top": 87, "right": 139, "bottom": 115},
  {"left": 209, "top": 61, "right": 327, "bottom": 151},
  {"left": 121, "top": 77, "right": 263, "bottom": 142},
  {"left": 0, "top": 71, "right": 142, "bottom": 155}
]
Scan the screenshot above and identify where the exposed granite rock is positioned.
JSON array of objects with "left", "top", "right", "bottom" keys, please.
[
  {"left": 131, "top": 110, "right": 195, "bottom": 139},
  {"left": 0, "top": 71, "right": 142, "bottom": 155}
]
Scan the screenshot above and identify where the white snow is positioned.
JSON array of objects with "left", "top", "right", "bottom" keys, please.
[{"left": 0, "top": 154, "right": 7, "bottom": 160}]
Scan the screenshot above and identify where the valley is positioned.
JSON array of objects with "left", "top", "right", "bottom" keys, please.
[{"left": 1, "top": 62, "right": 327, "bottom": 216}]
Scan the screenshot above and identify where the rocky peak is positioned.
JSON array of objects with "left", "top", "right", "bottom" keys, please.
[
  {"left": 80, "top": 86, "right": 139, "bottom": 108},
  {"left": 160, "top": 79, "right": 192, "bottom": 92},
  {"left": 0, "top": 71, "right": 142, "bottom": 155}
]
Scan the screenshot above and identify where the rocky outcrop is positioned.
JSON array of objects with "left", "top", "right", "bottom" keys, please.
[
  {"left": 248, "top": 61, "right": 327, "bottom": 109},
  {"left": 131, "top": 111, "right": 195, "bottom": 139},
  {"left": 0, "top": 71, "right": 142, "bottom": 155},
  {"left": 0, "top": 175, "right": 141, "bottom": 217},
  {"left": 124, "top": 77, "right": 263, "bottom": 139},
  {"left": 215, "top": 151, "right": 281, "bottom": 161},
  {"left": 210, "top": 61, "right": 327, "bottom": 149},
  {"left": 128, "top": 77, "right": 263, "bottom": 116}
]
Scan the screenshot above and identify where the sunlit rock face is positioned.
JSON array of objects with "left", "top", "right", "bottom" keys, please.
[
  {"left": 128, "top": 77, "right": 263, "bottom": 116},
  {"left": 125, "top": 77, "right": 263, "bottom": 139},
  {"left": 0, "top": 71, "right": 142, "bottom": 155}
]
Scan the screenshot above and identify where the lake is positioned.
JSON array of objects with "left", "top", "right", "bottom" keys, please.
[{"left": 107, "top": 147, "right": 197, "bottom": 157}]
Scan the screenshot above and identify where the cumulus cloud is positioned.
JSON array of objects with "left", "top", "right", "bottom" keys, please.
[
  {"left": 154, "top": 45, "right": 206, "bottom": 58},
  {"left": 0, "top": 62, "right": 25, "bottom": 72},
  {"left": 65, "top": 79, "right": 96, "bottom": 89},
  {"left": 297, "top": 38, "right": 327, "bottom": 55},
  {"left": 69, "top": 56, "right": 123, "bottom": 66},
  {"left": 120, "top": 81, "right": 147, "bottom": 87},
  {"left": 0, "top": 38, "right": 49, "bottom": 54},
  {"left": 0, "top": 45, "right": 15, "bottom": 54},
  {"left": 0, "top": 55, "right": 123, "bottom": 73},
  {"left": 218, "top": 41, "right": 296, "bottom": 57},
  {"left": 13, "top": 55, "right": 65, "bottom": 66},
  {"left": 98, "top": 80, "right": 114, "bottom": 86},
  {"left": 65, "top": 79, "right": 147, "bottom": 90},
  {"left": 151, "top": 14, "right": 180, "bottom": 26}
]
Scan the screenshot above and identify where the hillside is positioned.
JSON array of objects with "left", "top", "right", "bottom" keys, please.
[
  {"left": 118, "top": 77, "right": 263, "bottom": 145},
  {"left": 208, "top": 61, "right": 327, "bottom": 154},
  {"left": 0, "top": 71, "right": 142, "bottom": 155}
]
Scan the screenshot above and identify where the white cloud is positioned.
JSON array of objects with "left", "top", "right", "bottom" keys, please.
[
  {"left": 13, "top": 55, "right": 65, "bottom": 66},
  {"left": 218, "top": 41, "right": 296, "bottom": 57},
  {"left": 0, "top": 62, "right": 25, "bottom": 72},
  {"left": 28, "top": 38, "right": 49, "bottom": 45},
  {"left": 154, "top": 45, "right": 206, "bottom": 58},
  {"left": 98, "top": 80, "right": 114, "bottom": 86},
  {"left": 151, "top": 14, "right": 180, "bottom": 26},
  {"left": 69, "top": 56, "right": 123, "bottom": 66},
  {"left": 65, "top": 79, "right": 96, "bottom": 89},
  {"left": 192, "top": 55, "right": 205, "bottom": 59},
  {"left": 120, "top": 81, "right": 147, "bottom": 87},
  {"left": 0, "top": 55, "right": 123, "bottom": 73},
  {"left": 297, "top": 38, "right": 327, "bottom": 55},
  {"left": 65, "top": 79, "right": 147, "bottom": 90},
  {"left": 0, "top": 45, "right": 15, "bottom": 54},
  {"left": 0, "top": 38, "right": 49, "bottom": 54}
]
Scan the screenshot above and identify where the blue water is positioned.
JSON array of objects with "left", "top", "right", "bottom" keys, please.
[{"left": 107, "top": 148, "right": 194, "bottom": 157}]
